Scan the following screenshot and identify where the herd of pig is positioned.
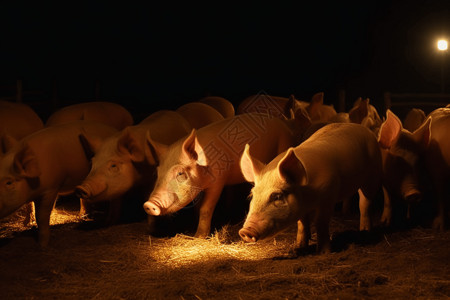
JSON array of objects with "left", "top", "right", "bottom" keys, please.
[{"left": 0, "top": 92, "right": 449, "bottom": 254}]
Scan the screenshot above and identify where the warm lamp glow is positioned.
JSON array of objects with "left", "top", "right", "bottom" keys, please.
[{"left": 437, "top": 39, "right": 448, "bottom": 51}]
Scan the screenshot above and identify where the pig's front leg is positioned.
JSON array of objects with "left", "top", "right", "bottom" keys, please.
[
  {"left": 315, "top": 204, "right": 334, "bottom": 254},
  {"left": 194, "top": 183, "right": 224, "bottom": 238},
  {"left": 380, "top": 186, "right": 392, "bottom": 226},
  {"left": 358, "top": 189, "right": 372, "bottom": 231},
  {"left": 34, "top": 194, "right": 57, "bottom": 247},
  {"left": 295, "top": 214, "right": 311, "bottom": 252},
  {"left": 432, "top": 182, "right": 447, "bottom": 231}
]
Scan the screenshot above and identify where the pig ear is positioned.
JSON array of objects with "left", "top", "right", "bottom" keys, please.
[
  {"left": 277, "top": 148, "right": 307, "bottom": 185},
  {"left": 145, "top": 131, "right": 169, "bottom": 165},
  {"left": 307, "top": 92, "right": 324, "bottom": 118},
  {"left": 181, "top": 129, "right": 207, "bottom": 166},
  {"left": 0, "top": 133, "right": 18, "bottom": 155},
  {"left": 412, "top": 116, "right": 431, "bottom": 149},
  {"left": 13, "top": 143, "right": 41, "bottom": 178},
  {"left": 353, "top": 97, "right": 362, "bottom": 107},
  {"left": 378, "top": 109, "right": 402, "bottom": 149},
  {"left": 349, "top": 98, "right": 369, "bottom": 124},
  {"left": 240, "top": 144, "right": 265, "bottom": 183},
  {"left": 117, "top": 128, "right": 145, "bottom": 162},
  {"left": 78, "top": 132, "right": 101, "bottom": 160}
]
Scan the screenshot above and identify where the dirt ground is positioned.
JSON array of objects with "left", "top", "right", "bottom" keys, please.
[{"left": 1, "top": 195, "right": 449, "bottom": 300}]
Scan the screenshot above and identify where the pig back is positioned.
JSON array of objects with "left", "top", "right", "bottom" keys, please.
[
  {"left": 198, "top": 96, "right": 235, "bottom": 119},
  {"left": 176, "top": 102, "right": 224, "bottom": 129},
  {"left": 294, "top": 123, "right": 382, "bottom": 194},
  {"left": 196, "top": 113, "right": 295, "bottom": 185},
  {"left": 24, "top": 121, "right": 118, "bottom": 193},
  {"left": 0, "top": 100, "right": 44, "bottom": 139},
  {"left": 45, "top": 101, "right": 134, "bottom": 130},
  {"left": 139, "top": 110, "right": 192, "bottom": 146}
]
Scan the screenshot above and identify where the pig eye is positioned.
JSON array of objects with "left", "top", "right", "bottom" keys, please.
[
  {"left": 5, "top": 179, "right": 14, "bottom": 189},
  {"left": 109, "top": 163, "right": 119, "bottom": 172},
  {"left": 269, "top": 192, "right": 287, "bottom": 207},
  {"left": 176, "top": 171, "right": 187, "bottom": 182}
]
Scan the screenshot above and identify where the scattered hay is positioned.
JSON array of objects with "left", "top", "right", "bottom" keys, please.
[{"left": 147, "top": 224, "right": 296, "bottom": 268}]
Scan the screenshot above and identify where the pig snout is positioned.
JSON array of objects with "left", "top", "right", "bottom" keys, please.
[
  {"left": 239, "top": 227, "right": 259, "bottom": 243},
  {"left": 143, "top": 201, "right": 163, "bottom": 216},
  {"left": 74, "top": 180, "right": 106, "bottom": 201},
  {"left": 75, "top": 185, "right": 91, "bottom": 200}
]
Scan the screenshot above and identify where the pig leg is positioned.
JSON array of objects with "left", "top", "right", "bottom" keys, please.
[
  {"left": 358, "top": 189, "right": 372, "bottom": 231},
  {"left": 34, "top": 195, "right": 57, "bottom": 247},
  {"left": 380, "top": 186, "right": 392, "bottom": 226},
  {"left": 315, "top": 205, "right": 334, "bottom": 254},
  {"left": 432, "top": 179, "right": 449, "bottom": 231},
  {"left": 295, "top": 214, "right": 311, "bottom": 249},
  {"left": 194, "top": 184, "right": 224, "bottom": 238}
]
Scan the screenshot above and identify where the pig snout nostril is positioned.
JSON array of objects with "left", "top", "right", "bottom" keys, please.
[
  {"left": 75, "top": 186, "right": 90, "bottom": 200},
  {"left": 239, "top": 228, "right": 258, "bottom": 243},
  {"left": 143, "top": 202, "right": 161, "bottom": 216}
]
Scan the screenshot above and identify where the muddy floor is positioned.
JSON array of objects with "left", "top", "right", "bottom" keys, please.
[{"left": 0, "top": 197, "right": 449, "bottom": 300}]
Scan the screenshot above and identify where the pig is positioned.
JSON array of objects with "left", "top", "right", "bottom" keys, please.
[
  {"left": 377, "top": 109, "right": 431, "bottom": 226},
  {"left": 348, "top": 98, "right": 383, "bottom": 135},
  {"left": 175, "top": 102, "right": 224, "bottom": 129},
  {"left": 423, "top": 107, "right": 450, "bottom": 230},
  {"left": 237, "top": 93, "right": 303, "bottom": 119},
  {"left": 74, "top": 110, "right": 192, "bottom": 223},
  {"left": 198, "top": 96, "right": 235, "bottom": 119},
  {"left": 403, "top": 108, "right": 426, "bottom": 133},
  {"left": 45, "top": 101, "right": 134, "bottom": 130},
  {"left": 0, "top": 121, "right": 117, "bottom": 246},
  {"left": 143, "top": 113, "right": 296, "bottom": 238},
  {"left": 239, "top": 122, "right": 383, "bottom": 253},
  {"left": 0, "top": 100, "right": 44, "bottom": 140}
]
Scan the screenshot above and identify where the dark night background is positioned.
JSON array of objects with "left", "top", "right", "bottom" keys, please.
[{"left": 1, "top": 1, "right": 450, "bottom": 120}]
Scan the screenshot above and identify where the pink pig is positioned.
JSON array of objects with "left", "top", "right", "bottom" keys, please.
[
  {"left": 198, "top": 96, "right": 235, "bottom": 119},
  {"left": 0, "top": 100, "right": 44, "bottom": 140},
  {"left": 377, "top": 109, "right": 431, "bottom": 226},
  {"left": 175, "top": 102, "right": 224, "bottom": 129},
  {"left": 423, "top": 107, "right": 450, "bottom": 230},
  {"left": 239, "top": 123, "right": 383, "bottom": 253},
  {"left": 45, "top": 101, "right": 134, "bottom": 130},
  {"left": 0, "top": 121, "right": 117, "bottom": 246},
  {"left": 74, "top": 110, "right": 192, "bottom": 222},
  {"left": 143, "top": 113, "right": 296, "bottom": 238}
]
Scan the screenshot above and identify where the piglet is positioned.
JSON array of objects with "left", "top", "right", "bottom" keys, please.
[
  {"left": 144, "top": 113, "right": 296, "bottom": 238},
  {"left": 0, "top": 121, "right": 117, "bottom": 246},
  {"left": 239, "top": 123, "right": 383, "bottom": 253}
]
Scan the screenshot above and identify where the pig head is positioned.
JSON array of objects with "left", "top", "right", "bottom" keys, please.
[
  {"left": 76, "top": 127, "right": 148, "bottom": 204},
  {"left": 378, "top": 110, "right": 430, "bottom": 225}
]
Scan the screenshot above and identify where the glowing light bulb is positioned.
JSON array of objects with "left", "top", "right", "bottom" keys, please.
[{"left": 437, "top": 39, "right": 448, "bottom": 51}]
